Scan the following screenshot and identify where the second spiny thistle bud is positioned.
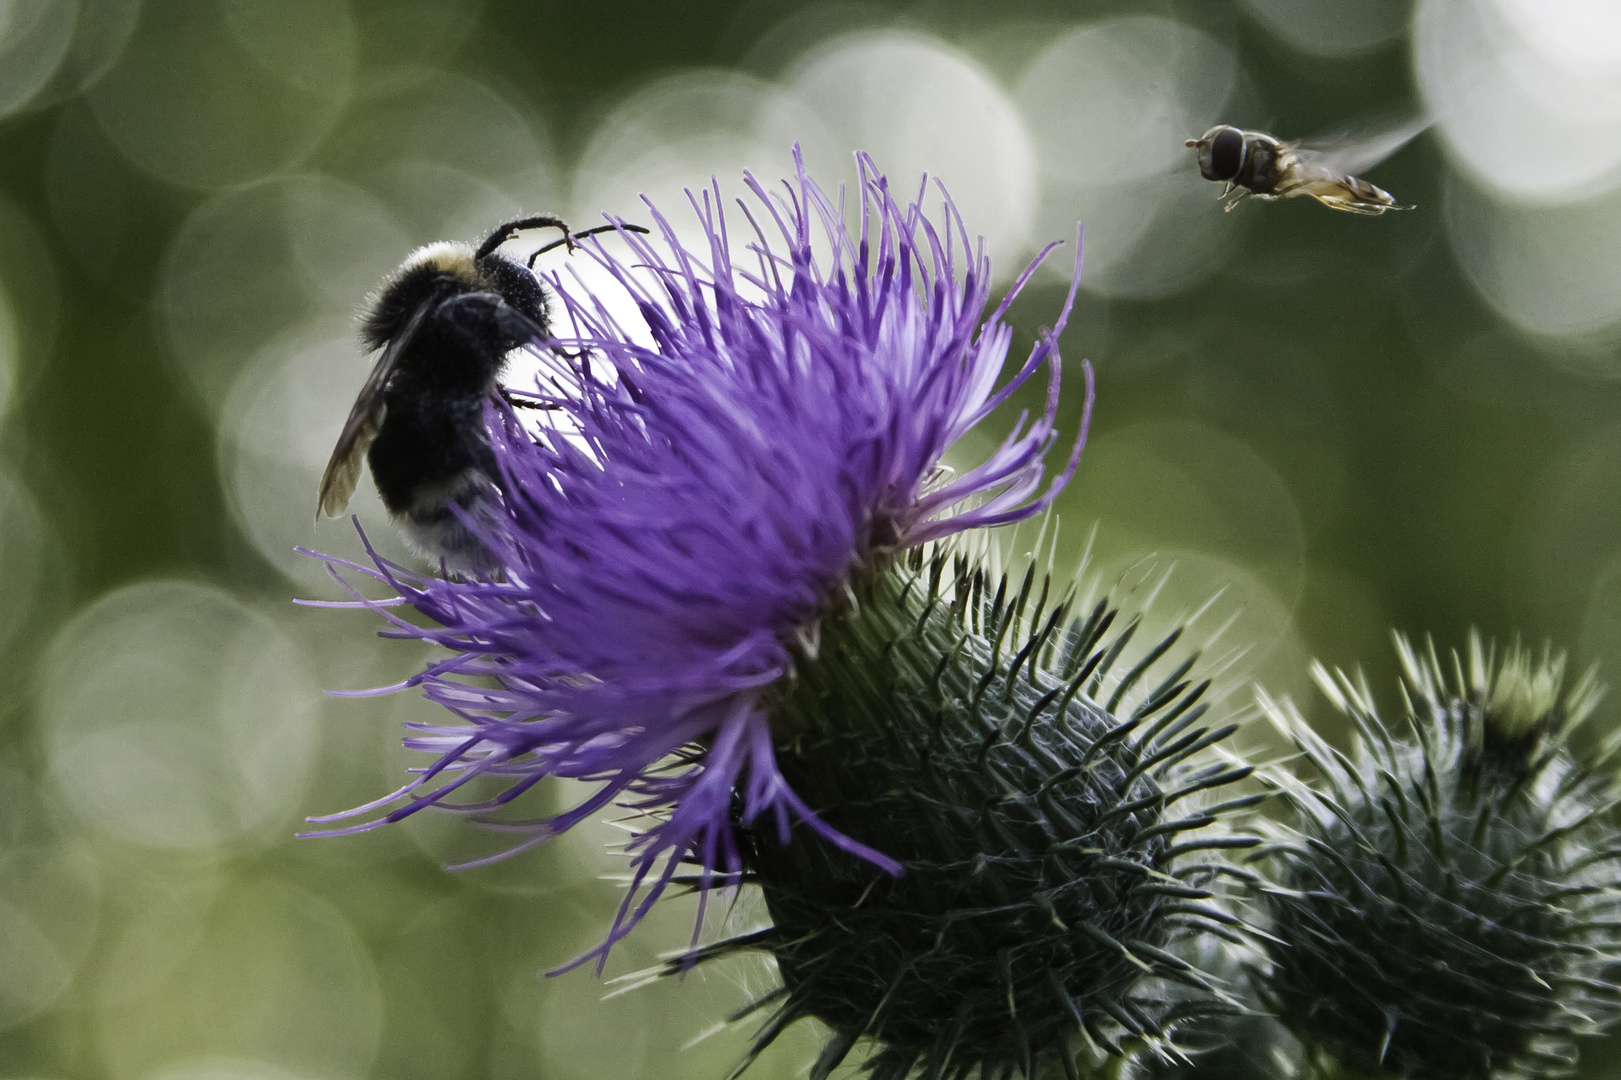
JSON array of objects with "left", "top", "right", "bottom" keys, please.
[
  {"left": 1255, "top": 633, "right": 1621, "bottom": 1080},
  {"left": 674, "top": 550, "right": 1262, "bottom": 1080}
]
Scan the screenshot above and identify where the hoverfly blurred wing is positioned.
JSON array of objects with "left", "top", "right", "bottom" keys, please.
[
  {"left": 317, "top": 301, "right": 434, "bottom": 519},
  {"left": 1284, "top": 116, "right": 1428, "bottom": 214},
  {"left": 1296, "top": 115, "right": 1430, "bottom": 176}
]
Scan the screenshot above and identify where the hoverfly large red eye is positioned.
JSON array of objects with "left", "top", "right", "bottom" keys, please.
[{"left": 1209, "top": 127, "right": 1245, "bottom": 181}]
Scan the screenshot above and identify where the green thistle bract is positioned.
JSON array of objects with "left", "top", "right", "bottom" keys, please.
[
  {"left": 673, "top": 550, "right": 1260, "bottom": 1080},
  {"left": 1256, "top": 632, "right": 1621, "bottom": 1080}
]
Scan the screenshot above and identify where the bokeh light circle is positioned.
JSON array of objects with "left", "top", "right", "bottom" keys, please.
[
  {"left": 25, "top": 0, "right": 144, "bottom": 111},
  {"left": 1493, "top": 0, "right": 1621, "bottom": 73},
  {"left": 0, "top": 0, "right": 78, "bottom": 118},
  {"left": 0, "top": 894, "right": 75, "bottom": 1028},
  {"left": 1015, "top": 17, "right": 1242, "bottom": 297},
  {"left": 1415, "top": 0, "right": 1621, "bottom": 200},
  {"left": 1060, "top": 419, "right": 1308, "bottom": 606},
  {"left": 318, "top": 68, "right": 561, "bottom": 240},
  {"left": 0, "top": 465, "right": 53, "bottom": 648},
  {"left": 0, "top": 191, "right": 61, "bottom": 387},
  {"left": 42, "top": 580, "right": 323, "bottom": 850},
  {"left": 1446, "top": 172, "right": 1621, "bottom": 341},
  {"left": 161, "top": 174, "right": 410, "bottom": 411},
  {"left": 1019, "top": 17, "right": 1237, "bottom": 187},
  {"left": 0, "top": 842, "right": 100, "bottom": 1032},
  {"left": 86, "top": 0, "right": 355, "bottom": 190},
  {"left": 218, "top": 324, "right": 419, "bottom": 589},
  {"left": 571, "top": 69, "right": 832, "bottom": 241},
  {"left": 93, "top": 881, "right": 381, "bottom": 1080},
  {"left": 784, "top": 30, "right": 1038, "bottom": 272},
  {"left": 1241, "top": 0, "right": 1409, "bottom": 57}
]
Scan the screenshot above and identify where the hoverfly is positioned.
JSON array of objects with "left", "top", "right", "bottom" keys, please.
[{"left": 1186, "top": 118, "right": 1426, "bottom": 215}]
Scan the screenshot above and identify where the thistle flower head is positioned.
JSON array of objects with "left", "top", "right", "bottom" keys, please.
[
  {"left": 668, "top": 551, "right": 1260, "bottom": 1080},
  {"left": 305, "top": 150, "right": 1093, "bottom": 964},
  {"left": 1255, "top": 631, "right": 1621, "bottom": 1080}
]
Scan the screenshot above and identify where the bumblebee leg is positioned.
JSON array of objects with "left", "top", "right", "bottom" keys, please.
[
  {"left": 499, "top": 388, "right": 561, "bottom": 411},
  {"left": 527, "top": 223, "right": 652, "bottom": 268},
  {"left": 476, "top": 216, "right": 573, "bottom": 261}
]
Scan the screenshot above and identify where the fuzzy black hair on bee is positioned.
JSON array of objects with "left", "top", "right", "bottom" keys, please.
[{"left": 317, "top": 215, "right": 641, "bottom": 575}]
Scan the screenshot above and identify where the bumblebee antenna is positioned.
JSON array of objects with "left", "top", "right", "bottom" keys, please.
[
  {"left": 527, "top": 224, "right": 652, "bottom": 268},
  {"left": 476, "top": 216, "right": 573, "bottom": 261}
]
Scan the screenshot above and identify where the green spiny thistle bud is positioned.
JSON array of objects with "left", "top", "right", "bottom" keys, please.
[
  {"left": 1254, "top": 631, "right": 1621, "bottom": 1080},
  {"left": 1127, "top": 1008, "right": 1305, "bottom": 1080},
  {"left": 671, "top": 550, "right": 1261, "bottom": 1080}
]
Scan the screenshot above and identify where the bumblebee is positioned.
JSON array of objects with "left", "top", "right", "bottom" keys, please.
[
  {"left": 317, "top": 215, "right": 628, "bottom": 574},
  {"left": 1186, "top": 120, "right": 1423, "bottom": 215}
]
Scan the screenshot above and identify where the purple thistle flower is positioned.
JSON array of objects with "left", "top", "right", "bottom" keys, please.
[{"left": 305, "top": 149, "right": 1093, "bottom": 967}]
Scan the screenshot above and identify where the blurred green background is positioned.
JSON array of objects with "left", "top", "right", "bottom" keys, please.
[{"left": 3, "top": 0, "right": 1621, "bottom": 1078}]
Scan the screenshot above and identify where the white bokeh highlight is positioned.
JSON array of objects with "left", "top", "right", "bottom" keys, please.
[
  {"left": 1416, "top": 0, "right": 1621, "bottom": 201},
  {"left": 42, "top": 581, "right": 323, "bottom": 851},
  {"left": 1417, "top": 0, "right": 1621, "bottom": 343},
  {"left": 573, "top": 32, "right": 1037, "bottom": 281},
  {"left": 1016, "top": 16, "right": 1242, "bottom": 297},
  {"left": 1446, "top": 173, "right": 1621, "bottom": 343},
  {"left": 218, "top": 324, "right": 420, "bottom": 589},
  {"left": 571, "top": 68, "right": 833, "bottom": 241},
  {"left": 785, "top": 31, "right": 1038, "bottom": 272}
]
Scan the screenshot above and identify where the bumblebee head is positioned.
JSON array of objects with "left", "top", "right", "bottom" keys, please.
[
  {"left": 359, "top": 237, "right": 552, "bottom": 354},
  {"left": 1187, "top": 125, "right": 1247, "bottom": 182},
  {"left": 476, "top": 250, "right": 550, "bottom": 349},
  {"left": 360, "top": 242, "right": 481, "bottom": 352}
]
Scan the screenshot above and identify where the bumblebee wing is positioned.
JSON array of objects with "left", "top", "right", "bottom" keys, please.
[{"left": 316, "top": 302, "right": 432, "bottom": 519}]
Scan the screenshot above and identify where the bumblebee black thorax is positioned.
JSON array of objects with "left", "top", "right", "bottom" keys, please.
[
  {"left": 319, "top": 219, "right": 573, "bottom": 574},
  {"left": 359, "top": 246, "right": 549, "bottom": 509}
]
